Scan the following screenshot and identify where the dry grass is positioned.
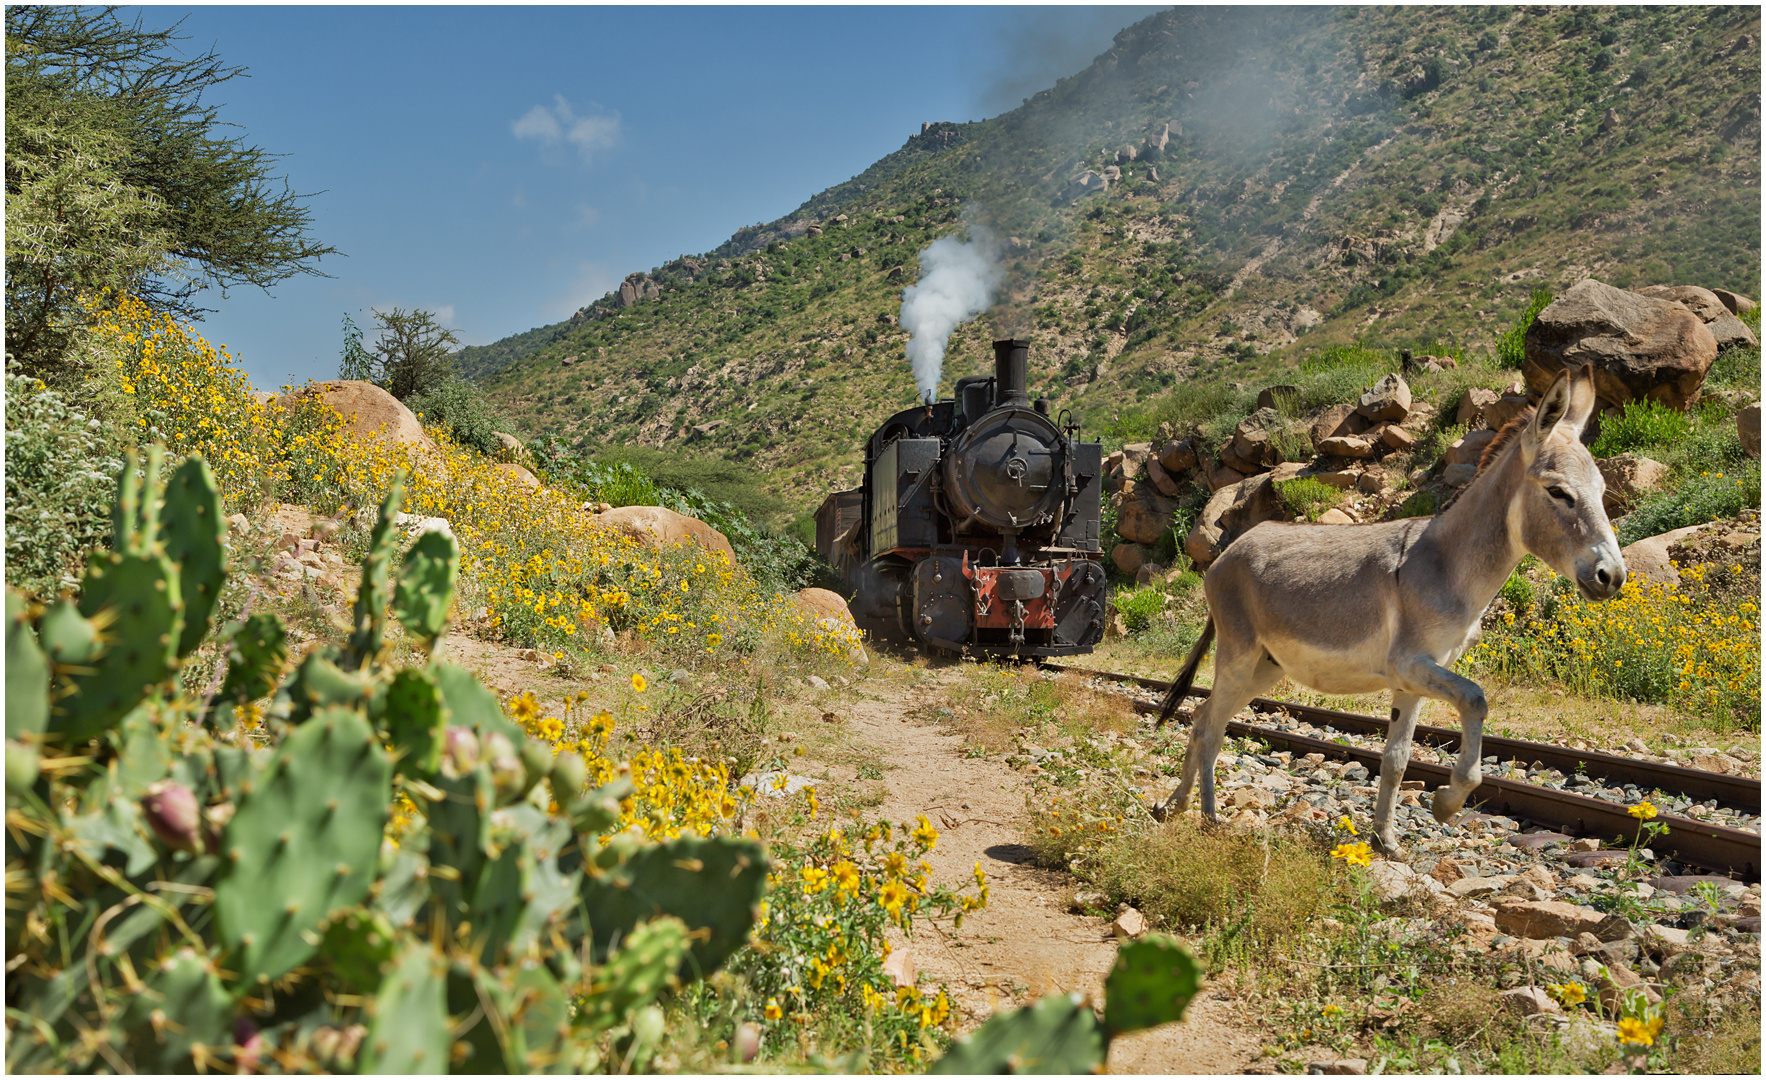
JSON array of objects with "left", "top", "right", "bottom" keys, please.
[
  {"left": 1088, "top": 818, "right": 1343, "bottom": 952},
  {"left": 928, "top": 662, "right": 1135, "bottom": 753},
  {"left": 1664, "top": 992, "right": 1762, "bottom": 1074}
]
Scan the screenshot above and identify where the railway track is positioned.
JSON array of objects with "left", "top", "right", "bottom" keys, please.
[{"left": 1043, "top": 663, "right": 1763, "bottom": 882}]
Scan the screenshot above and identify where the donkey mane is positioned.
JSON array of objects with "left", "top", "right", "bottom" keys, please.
[{"left": 1477, "top": 405, "right": 1538, "bottom": 472}]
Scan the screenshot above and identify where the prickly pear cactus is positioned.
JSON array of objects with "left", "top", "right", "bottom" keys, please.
[
  {"left": 157, "top": 456, "right": 226, "bottom": 658},
  {"left": 54, "top": 547, "right": 182, "bottom": 743},
  {"left": 217, "top": 612, "right": 288, "bottom": 705},
  {"left": 1103, "top": 933, "right": 1203, "bottom": 1038},
  {"left": 344, "top": 474, "right": 404, "bottom": 670},
  {"left": 7, "top": 590, "right": 49, "bottom": 741},
  {"left": 579, "top": 834, "right": 768, "bottom": 974},
  {"left": 213, "top": 705, "right": 390, "bottom": 983},
  {"left": 579, "top": 915, "right": 691, "bottom": 1030},
  {"left": 394, "top": 526, "right": 458, "bottom": 647},
  {"left": 37, "top": 597, "right": 103, "bottom": 668},
  {"left": 930, "top": 992, "right": 1107, "bottom": 1074},
  {"left": 358, "top": 943, "right": 451, "bottom": 1074},
  {"left": 119, "top": 948, "right": 234, "bottom": 1073},
  {"left": 378, "top": 667, "right": 446, "bottom": 775},
  {"left": 284, "top": 650, "right": 373, "bottom": 724}
]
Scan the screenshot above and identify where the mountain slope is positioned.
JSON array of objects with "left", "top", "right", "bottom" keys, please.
[{"left": 462, "top": 5, "right": 1760, "bottom": 507}]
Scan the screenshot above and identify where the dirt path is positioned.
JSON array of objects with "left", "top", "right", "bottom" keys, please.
[{"left": 841, "top": 672, "right": 1265, "bottom": 1074}]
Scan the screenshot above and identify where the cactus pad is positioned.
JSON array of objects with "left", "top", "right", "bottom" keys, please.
[
  {"left": 379, "top": 668, "right": 446, "bottom": 775},
  {"left": 429, "top": 660, "right": 522, "bottom": 741},
  {"left": 214, "top": 705, "right": 390, "bottom": 983},
  {"left": 54, "top": 552, "right": 182, "bottom": 743},
  {"left": 580, "top": 915, "right": 690, "bottom": 1031},
  {"left": 344, "top": 475, "right": 404, "bottom": 670},
  {"left": 579, "top": 834, "right": 766, "bottom": 976},
  {"left": 37, "top": 598, "right": 103, "bottom": 669},
  {"left": 284, "top": 651, "right": 372, "bottom": 724},
  {"left": 158, "top": 456, "right": 226, "bottom": 658},
  {"left": 7, "top": 591, "right": 49, "bottom": 739},
  {"left": 394, "top": 527, "right": 458, "bottom": 645},
  {"left": 219, "top": 614, "right": 288, "bottom": 705},
  {"left": 423, "top": 766, "right": 493, "bottom": 922},
  {"left": 319, "top": 909, "right": 399, "bottom": 994},
  {"left": 120, "top": 947, "right": 234, "bottom": 1073},
  {"left": 930, "top": 992, "right": 1105, "bottom": 1074},
  {"left": 358, "top": 943, "right": 449, "bottom": 1074},
  {"left": 1102, "top": 933, "right": 1203, "bottom": 1038}
]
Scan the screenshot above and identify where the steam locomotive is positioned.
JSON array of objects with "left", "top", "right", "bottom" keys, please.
[{"left": 814, "top": 339, "right": 1108, "bottom": 657}]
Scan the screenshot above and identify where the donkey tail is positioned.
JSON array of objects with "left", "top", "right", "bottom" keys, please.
[{"left": 1157, "top": 616, "right": 1215, "bottom": 727}]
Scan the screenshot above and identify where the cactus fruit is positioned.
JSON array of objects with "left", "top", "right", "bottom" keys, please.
[
  {"left": 580, "top": 915, "right": 690, "bottom": 1031},
  {"left": 344, "top": 474, "right": 404, "bottom": 670},
  {"left": 218, "top": 613, "right": 288, "bottom": 705},
  {"left": 7, "top": 590, "right": 49, "bottom": 740},
  {"left": 213, "top": 705, "right": 390, "bottom": 983},
  {"left": 37, "top": 598, "right": 104, "bottom": 669},
  {"left": 379, "top": 668, "right": 445, "bottom": 775},
  {"left": 54, "top": 550, "right": 182, "bottom": 743},
  {"left": 441, "top": 725, "right": 480, "bottom": 776},
  {"left": 393, "top": 527, "right": 458, "bottom": 647},
  {"left": 1102, "top": 933, "right": 1203, "bottom": 1038},
  {"left": 930, "top": 992, "right": 1106, "bottom": 1074},
  {"left": 140, "top": 780, "right": 202, "bottom": 852},
  {"left": 579, "top": 834, "right": 767, "bottom": 975},
  {"left": 157, "top": 456, "right": 226, "bottom": 658},
  {"left": 548, "top": 751, "right": 587, "bottom": 807},
  {"left": 358, "top": 943, "right": 450, "bottom": 1074}
]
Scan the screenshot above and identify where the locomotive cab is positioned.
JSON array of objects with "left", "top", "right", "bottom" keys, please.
[{"left": 816, "top": 339, "right": 1109, "bottom": 657}]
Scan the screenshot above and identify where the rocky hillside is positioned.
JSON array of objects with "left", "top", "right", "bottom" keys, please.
[{"left": 461, "top": 6, "right": 1760, "bottom": 509}]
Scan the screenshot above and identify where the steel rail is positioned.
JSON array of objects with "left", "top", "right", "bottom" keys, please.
[
  {"left": 1041, "top": 664, "right": 1761, "bottom": 881},
  {"left": 1044, "top": 663, "right": 1761, "bottom": 813}
]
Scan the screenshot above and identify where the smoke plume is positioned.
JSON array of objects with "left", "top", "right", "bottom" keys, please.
[{"left": 900, "top": 229, "right": 1003, "bottom": 403}]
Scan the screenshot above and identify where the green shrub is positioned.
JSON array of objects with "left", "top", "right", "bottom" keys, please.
[
  {"left": 1706, "top": 345, "right": 1760, "bottom": 393},
  {"left": 1395, "top": 490, "right": 1439, "bottom": 518},
  {"left": 1614, "top": 460, "right": 1760, "bottom": 546},
  {"left": 1589, "top": 398, "right": 1691, "bottom": 458},
  {"left": 4, "top": 367, "right": 121, "bottom": 598},
  {"left": 406, "top": 377, "right": 517, "bottom": 458},
  {"left": 1495, "top": 288, "right": 1554, "bottom": 367},
  {"left": 1275, "top": 477, "right": 1342, "bottom": 521},
  {"left": 1115, "top": 586, "right": 1166, "bottom": 633}
]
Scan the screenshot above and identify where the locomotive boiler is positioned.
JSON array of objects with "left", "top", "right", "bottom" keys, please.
[{"left": 814, "top": 339, "right": 1108, "bottom": 656}]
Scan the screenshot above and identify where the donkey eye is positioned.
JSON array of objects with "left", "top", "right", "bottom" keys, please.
[{"left": 1547, "top": 485, "right": 1575, "bottom": 507}]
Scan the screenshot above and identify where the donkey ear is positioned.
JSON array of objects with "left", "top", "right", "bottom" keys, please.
[{"left": 1530, "top": 365, "right": 1594, "bottom": 442}]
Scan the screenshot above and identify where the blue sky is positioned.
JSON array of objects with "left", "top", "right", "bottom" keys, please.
[{"left": 138, "top": 6, "right": 1155, "bottom": 390}]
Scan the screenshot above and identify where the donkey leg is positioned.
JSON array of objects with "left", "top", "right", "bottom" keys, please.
[
  {"left": 1371, "top": 693, "right": 1425, "bottom": 855},
  {"left": 1159, "top": 649, "right": 1282, "bottom": 821},
  {"left": 1391, "top": 656, "right": 1488, "bottom": 822}
]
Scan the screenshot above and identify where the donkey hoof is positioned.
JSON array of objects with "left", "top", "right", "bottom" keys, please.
[
  {"left": 1431, "top": 791, "right": 1464, "bottom": 824},
  {"left": 1149, "top": 801, "right": 1169, "bottom": 823},
  {"left": 1372, "top": 832, "right": 1404, "bottom": 858}
]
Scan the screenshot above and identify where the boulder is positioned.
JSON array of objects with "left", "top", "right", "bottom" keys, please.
[
  {"left": 1225, "top": 408, "right": 1282, "bottom": 472},
  {"left": 494, "top": 463, "right": 541, "bottom": 491},
  {"left": 1594, "top": 454, "right": 1667, "bottom": 516},
  {"left": 1144, "top": 455, "right": 1183, "bottom": 497},
  {"left": 1309, "top": 403, "right": 1369, "bottom": 449},
  {"left": 1116, "top": 488, "right": 1183, "bottom": 545},
  {"left": 1184, "top": 467, "right": 1295, "bottom": 568},
  {"left": 274, "top": 381, "right": 440, "bottom": 458},
  {"left": 1740, "top": 402, "right": 1761, "bottom": 459},
  {"left": 1707, "top": 313, "right": 1759, "bottom": 352},
  {"left": 1711, "top": 288, "right": 1756, "bottom": 317},
  {"left": 1483, "top": 392, "right": 1533, "bottom": 431},
  {"left": 1523, "top": 278, "right": 1718, "bottom": 412},
  {"left": 1500, "top": 987, "right": 1561, "bottom": 1018},
  {"left": 1317, "top": 508, "right": 1354, "bottom": 525},
  {"left": 1595, "top": 960, "right": 1661, "bottom": 1012},
  {"left": 1442, "top": 463, "right": 1478, "bottom": 487},
  {"left": 1445, "top": 429, "right": 1497, "bottom": 468},
  {"left": 792, "top": 588, "right": 853, "bottom": 624},
  {"left": 1634, "top": 284, "right": 1730, "bottom": 322},
  {"left": 1207, "top": 461, "right": 1249, "bottom": 492},
  {"left": 1111, "top": 543, "right": 1152, "bottom": 575},
  {"left": 1619, "top": 524, "right": 1710, "bottom": 584},
  {"left": 1367, "top": 860, "right": 1423, "bottom": 903},
  {"left": 1457, "top": 388, "right": 1501, "bottom": 428},
  {"left": 593, "top": 505, "right": 735, "bottom": 561},
  {"left": 1157, "top": 439, "right": 1198, "bottom": 474},
  {"left": 1307, "top": 468, "right": 1361, "bottom": 490},
  {"left": 490, "top": 431, "right": 526, "bottom": 464},
  {"left": 1256, "top": 384, "right": 1303, "bottom": 412},
  {"left": 1116, "top": 143, "right": 1138, "bottom": 163},
  {"left": 1357, "top": 373, "right": 1412, "bottom": 423},
  {"left": 1111, "top": 907, "right": 1148, "bottom": 939},
  {"left": 1317, "top": 435, "right": 1376, "bottom": 458},
  {"left": 1378, "top": 425, "right": 1416, "bottom": 451}
]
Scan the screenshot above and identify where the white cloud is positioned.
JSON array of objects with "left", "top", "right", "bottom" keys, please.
[{"left": 513, "top": 95, "right": 622, "bottom": 165}]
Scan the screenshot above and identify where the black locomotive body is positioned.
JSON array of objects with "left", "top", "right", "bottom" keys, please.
[{"left": 814, "top": 339, "right": 1108, "bottom": 657}]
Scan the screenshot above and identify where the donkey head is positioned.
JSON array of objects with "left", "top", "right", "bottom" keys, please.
[{"left": 1514, "top": 364, "right": 1626, "bottom": 601}]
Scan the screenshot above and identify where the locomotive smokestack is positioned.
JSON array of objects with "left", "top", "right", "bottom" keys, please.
[
  {"left": 993, "top": 339, "right": 1030, "bottom": 409},
  {"left": 900, "top": 228, "right": 1002, "bottom": 403}
]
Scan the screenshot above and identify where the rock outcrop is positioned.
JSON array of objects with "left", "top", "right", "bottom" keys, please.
[
  {"left": 274, "top": 381, "right": 440, "bottom": 458},
  {"left": 1523, "top": 278, "right": 1718, "bottom": 411},
  {"left": 1184, "top": 463, "right": 1299, "bottom": 568},
  {"left": 592, "top": 505, "right": 735, "bottom": 560}
]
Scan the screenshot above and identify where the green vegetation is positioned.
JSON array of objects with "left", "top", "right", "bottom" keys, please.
[
  {"left": 1495, "top": 288, "right": 1554, "bottom": 368},
  {"left": 1275, "top": 476, "right": 1343, "bottom": 521},
  {"left": 1589, "top": 398, "right": 1691, "bottom": 458},
  {"left": 4, "top": 367, "right": 122, "bottom": 597}
]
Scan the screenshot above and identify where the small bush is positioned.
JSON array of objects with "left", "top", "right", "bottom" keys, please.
[
  {"left": 1589, "top": 398, "right": 1691, "bottom": 458},
  {"left": 1275, "top": 476, "right": 1342, "bottom": 521},
  {"left": 1614, "top": 460, "right": 1760, "bottom": 546},
  {"left": 1495, "top": 287, "right": 1554, "bottom": 368},
  {"left": 1115, "top": 586, "right": 1166, "bottom": 633},
  {"left": 407, "top": 378, "right": 516, "bottom": 458},
  {"left": 4, "top": 368, "right": 121, "bottom": 598},
  {"left": 1394, "top": 489, "right": 1439, "bottom": 518}
]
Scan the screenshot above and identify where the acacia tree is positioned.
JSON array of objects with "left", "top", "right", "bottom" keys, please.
[
  {"left": 371, "top": 307, "right": 460, "bottom": 402},
  {"left": 5, "top": 6, "right": 335, "bottom": 376}
]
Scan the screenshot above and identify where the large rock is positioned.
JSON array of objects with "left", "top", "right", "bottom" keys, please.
[
  {"left": 1144, "top": 455, "right": 1183, "bottom": 497},
  {"left": 793, "top": 588, "right": 855, "bottom": 626},
  {"left": 1482, "top": 391, "right": 1533, "bottom": 432},
  {"left": 275, "top": 381, "right": 439, "bottom": 458},
  {"left": 1309, "top": 403, "right": 1369, "bottom": 449},
  {"left": 1184, "top": 466, "right": 1296, "bottom": 568},
  {"left": 1523, "top": 278, "right": 1718, "bottom": 411},
  {"left": 1112, "top": 543, "right": 1152, "bottom": 575},
  {"left": 1356, "top": 373, "right": 1412, "bottom": 423},
  {"left": 1157, "top": 439, "right": 1198, "bottom": 474},
  {"left": 1457, "top": 388, "right": 1501, "bottom": 428},
  {"left": 1492, "top": 899, "right": 1607, "bottom": 939},
  {"left": 1740, "top": 403, "right": 1761, "bottom": 459},
  {"left": 1317, "top": 435, "right": 1376, "bottom": 458},
  {"left": 1712, "top": 288, "right": 1756, "bottom": 317},
  {"left": 490, "top": 431, "right": 526, "bottom": 464},
  {"left": 593, "top": 505, "right": 735, "bottom": 560},
  {"left": 1445, "top": 429, "right": 1497, "bottom": 468},
  {"left": 1206, "top": 461, "right": 1249, "bottom": 493},
  {"left": 1595, "top": 454, "right": 1667, "bottom": 516},
  {"left": 1635, "top": 284, "right": 1729, "bottom": 322},
  {"left": 1706, "top": 313, "right": 1759, "bottom": 352},
  {"left": 1224, "top": 408, "right": 1282, "bottom": 473},
  {"left": 1619, "top": 524, "right": 1709, "bottom": 584},
  {"left": 1115, "top": 487, "right": 1183, "bottom": 546},
  {"left": 1257, "top": 385, "right": 1303, "bottom": 412}
]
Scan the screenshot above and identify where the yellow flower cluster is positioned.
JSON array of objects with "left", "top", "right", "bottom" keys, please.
[
  {"left": 1331, "top": 841, "right": 1374, "bottom": 867},
  {"left": 1474, "top": 569, "right": 1759, "bottom": 728}
]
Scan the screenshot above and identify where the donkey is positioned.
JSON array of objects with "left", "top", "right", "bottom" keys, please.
[{"left": 1153, "top": 364, "right": 1626, "bottom": 854}]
